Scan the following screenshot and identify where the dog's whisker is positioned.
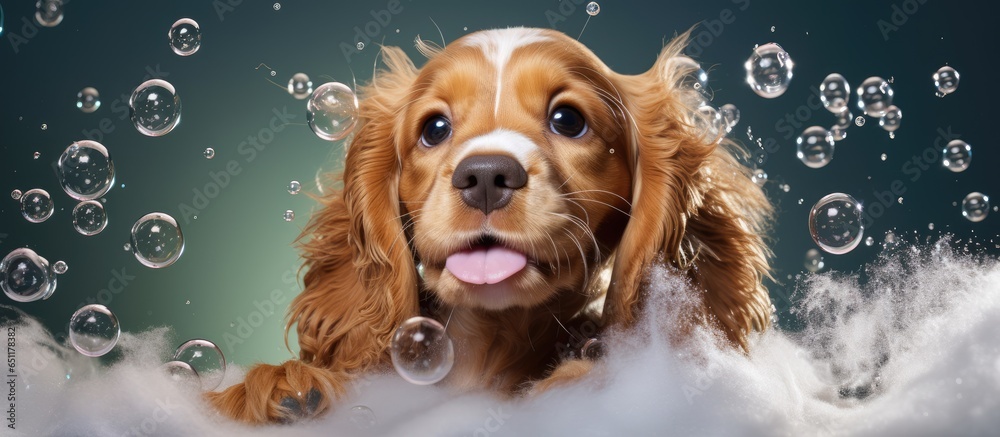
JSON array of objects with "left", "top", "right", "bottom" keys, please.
[
  {"left": 562, "top": 196, "right": 632, "bottom": 218},
  {"left": 561, "top": 228, "right": 590, "bottom": 281},
  {"left": 561, "top": 189, "right": 633, "bottom": 208},
  {"left": 443, "top": 306, "right": 455, "bottom": 332}
]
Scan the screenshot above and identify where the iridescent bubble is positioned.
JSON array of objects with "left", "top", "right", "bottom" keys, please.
[
  {"left": 307, "top": 82, "right": 358, "bottom": 141},
  {"left": 809, "top": 193, "right": 864, "bottom": 255},
  {"left": 751, "top": 168, "right": 767, "bottom": 186},
  {"left": 1, "top": 248, "right": 57, "bottom": 302},
  {"left": 720, "top": 103, "right": 740, "bottom": 132},
  {"left": 283, "top": 210, "right": 295, "bottom": 222},
  {"left": 390, "top": 316, "right": 454, "bottom": 385},
  {"left": 168, "top": 18, "right": 201, "bottom": 56},
  {"left": 287, "top": 73, "right": 313, "bottom": 100},
  {"left": 962, "top": 192, "right": 990, "bottom": 223},
  {"left": 72, "top": 200, "right": 108, "bottom": 236},
  {"left": 856, "top": 76, "right": 894, "bottom": 117},
  {"left": 76, "top": 87, "right": 101, "bottom": 113},
  {"left": 855, "top": 116, "right": 865, "bottom": 127},
  {"left": 35, "top": 0, "right": 64, "bottom": 27},
  {"left": 11, "top": 189, "right": 22, "bottom": 200},
  {"left": 57, "top": 141, "right": 115, "bottom": 201},
  {"left": 130, "top": 213, "right": 185, "bottom": 268},
  {"left": 69, "top": 304, "right": 120, "bottom": 357},
  {"left": 20, "top": 188, "right": 54, "bottom": 223},
  {"left": 744, "top": 43, "right": 794, "bottom": 98},
  {"left": 879, "top": 105, "right": 902, "bottom": 132},
  {"left": 161, "top": 361, "right": 201, "bottom": 392},
  {"left": 933, "top": 66, "right": 960, "bottom": 97},
  {"left": 53, "top": 260, "right": 67, "bottom": 274},
  {"left": 173, "top": 339, "right": 226, "bottom": 391},
  {"left": 942, "top": 140, "right": 972, "bottom": 172},
  {"left": 129, "top": 79, "right": 181, "bottom": 137},
  {"left": 203, "top": 147, "right": 215, "bottom": 159},
  {"left": 804, "top": 248, "right": 824, "bottom": 272},
  {"left": 586, "top": 2, "right": 600, "bottom": 16},
  {"left": 287, "top": 180, "right": 301, "bottom": 195},
  {"left": 819, "top": 73, "right": 850, "bottom": 114},
  {"left": 350, "top": 406, "right": 377, "bottom": 429},
  {"left": 796, "top": 126, "right": 835, "bottom": 168}
]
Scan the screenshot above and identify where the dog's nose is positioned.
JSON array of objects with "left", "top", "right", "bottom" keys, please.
[{"left": 452, "top": 154, "right": 528, "bottom": 215}]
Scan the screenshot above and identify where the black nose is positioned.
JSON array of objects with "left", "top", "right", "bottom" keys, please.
[{"left": 451, "top": 155, "right": 528, "bottom": 215}]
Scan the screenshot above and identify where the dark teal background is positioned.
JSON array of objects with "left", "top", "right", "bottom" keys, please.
[{"left": 1, "top": 0, "right": 998, "bottom": 366}]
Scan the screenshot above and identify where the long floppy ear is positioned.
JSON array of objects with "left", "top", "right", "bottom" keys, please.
[
  {"left": 288, "top": 46, "right": 421, "bottom": 370},
  {"left": 604, "top": 33, "right": 773, "bottom": 350}
]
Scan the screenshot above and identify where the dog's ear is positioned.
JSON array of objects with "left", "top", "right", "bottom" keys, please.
[
  {"left": 604, "top": 34, "right": 772, "bottom": 350},
  {"left": 288, "top": 46, "right": 421, "bottom": 370}
]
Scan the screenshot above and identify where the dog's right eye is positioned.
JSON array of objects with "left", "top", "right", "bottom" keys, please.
[{"left": 421, "top": 115, "right": 452, "bottom": 147}]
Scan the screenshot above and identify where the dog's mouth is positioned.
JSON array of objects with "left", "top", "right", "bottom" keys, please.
[{"left": 444, "top": 234, "right": 528, "bottom": 285}]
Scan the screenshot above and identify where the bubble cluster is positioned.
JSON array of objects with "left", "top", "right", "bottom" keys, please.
[
  {"left": 820, "top": 73, "right": 850, "bottom": 114},
  {"left": 307, "top": 82, "right": 358, "bottom": 141},
  {"left": 962, "top": 192, "right": 989, "bottom": 223},
  {"left": 130, "top": 213, "right": 185, "bottom": 268},
  {"left": 57, "top": 141, "right": 115, "bottom": 201},
  {"left": 796, "top": 126, "right": 835, "bottom": 168},
  {"left": 804, "top": 248, "right": 825, "bottom": 272},
  {"left": 391, "top": 316, "right": 454, "bottom": 385},
  {"left": 35, "top": 0, "right": 64, "bottom": 27},
  {"left": 1, "top": 248, "right": 57, "bottom": 302},
  {"left": 809, "top": 193, "right": 864, "bottom": 255},
  {"left": 720, "top": 103, "right": 740, "bottom": 132},
  {"left": 586, "top": 2, "right": 600, "bottom": 16},
  {"left": 72, "top": 200, "right": 108, "bottom": 236},
  {"left": 173, "top": 339, "right": 226, "bottom": 391},
  {"left": 942, "top": 140, "right": 972, "bottom": 172},
  {"left": 76, "top": 87, "right": 101, "bottom": 113},
  {"left": 856, "top": 76, "right": 894, "bottom": 117},
  {"left": 69, "top": 304, "right": 121, "bottom": 357},
  {"left": 129, "top": 79, "right": 182, "bottom": 137},
  {"left": 169, "top": 18, "right": 201, "bottom": 56},
  {"left": 933, "top": 66, "right": 959, "bottom": 97},
  {"left": 879, "top": 105, "right": 902, "bottom": 132},
  {"left": 20, "top": 188, "right": 54, "bottom": 223},
  {"left": 287, "top": 73, "right": 313, "bottom": 100},
  {"left": 744, "top": 43, "right": 794, "bottom": 98}
]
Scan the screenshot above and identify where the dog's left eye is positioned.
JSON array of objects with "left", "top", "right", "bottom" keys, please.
[
  {"left": 549, "top": 106, "right": 588, "bottom": 138},
  {"left": 421, "top": 115, "right": 452, "bottom": 147}
]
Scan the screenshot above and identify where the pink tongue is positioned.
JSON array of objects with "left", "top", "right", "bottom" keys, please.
[{"left": 445, "top": 246, "right": 527, "bottom": 285}]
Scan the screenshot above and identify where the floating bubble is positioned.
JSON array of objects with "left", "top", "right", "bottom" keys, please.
[
  {"left": 203, "top": 147, "right": 215, "bottom": 159},
  {"left": 804, "top": 248, "right": 824, "bottom": 272},
  {"left": 962, "top": 192, "right": 989, "bottom": 223},
  {"left": 76, "top": 87, "right": 101, "bottom": 113},
  {"left": 350, "top": 406, "right": 377, "bottom": 429},
  {"left": 671, "top": 57, "right": 710, "bottom": 104},
  {"left": 72, "top": 200, "right": 108, "bottom": 236},
  {"left": 695, "top": 105, "right": 723, "bottom": 140},
  {"left": 173, "top": 339, "right": 226, "bottom": 391},
  {"left": 879, "top": 105, "right": 902, "bottom": 132},
  {"left": 283, "top": 210, "right": 295, "bottom": 222},
  {"left": 586, "top": 2, "right": 600, "bottom": 16},
  {"left": 855, "top": 116, "right": 865, "bottom": 127},
  {"left": 1, "top": 248, "right": 57, "bottom": 302},
  {"left": 744, "top": 43, "right": 794, "bottom": 98},
  {"left": 881, "top": 153, "right": 887, "bottom": 161},
  {"left": 865, "top": 236, "right": 874, "bottom": 247},
  {"left": 129, "top": 79, "right": 182, "bottom": 137},
  {"left": 11, "top": 189, "right": 22, "bottom": 200},
  {"left": 928, "top": 222, "right": 935, "bottom": 230},
  {"left": 720, "top": 103, "right": 740, "bottom": 132},
  {"left": 581, "top": 338, "right": 605, "bottom": 360},
  {"left": 831, "top": 110, "right": 851, "bottom": 142},
  {"left": 57, "top": 141, "right": 115, "bottom": 201},
  {"left": 69, "top": 304, "right": 120, "bottom": 357},
  {"left": 53, "top": 260, "right": 67, "bottom": 274},
  {"left": 819, "top": 73, "right": 850, "bottom": 114},
  {"left": 169, "top": 18, "right": 201, "bottom": 56},
  {"left": 21, "top": 188, "right": 54, "bottom": 223},
  {"left": 287, "top": 180, "right": 301, "bottom": 195},
  {"left": 390, "top": 316, "right": 454, "bottom": 385},
  {"left": 161, "top": 361, "right": 201, "bottom": 392},
  {"left": 856, "top": 76, "right": 894, "bottom": 117},
  {"left": 357, "top": 41, "right": 364, "bottom": 50},
  {"left": 796, "top": 126, "right": 835, "bottom": 168},
  {"left": 307, "top": 82, "right": 358, "bottom": 141},
  {"left": 33, "top": 151, "right": 40, "bottom": 159},
  {"left": 751, "top": 168, "right": 767, "bottom": 186},
  {"left": 273, "top": 3, "right": 281, "bottom": 11},
  {"left": 933, "top": 66, "right": 959, "bottom": 97},
  {"left": 41, "top": 123, "right": 48, "bottom": 130},
  {"left": 809, "top": 193, "right": 864, "bottom": 255},
  {"left": 287, "top": 73, "right": 313, "bottom": 100},
  {"left": 35, "top": 0, "right": 63, "bottom": 27},
  {"left": 942, "top": 140, "right": 971, "bottom": 172},
  {"left": 130, "top": 213, "right": 185, "bottom": 268}
]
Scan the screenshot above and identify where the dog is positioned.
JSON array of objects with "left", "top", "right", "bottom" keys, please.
[{"left": 208, "top": 27, "right": 772, "bottom": 423}]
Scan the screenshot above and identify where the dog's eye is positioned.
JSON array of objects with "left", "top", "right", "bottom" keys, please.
[
  {"left": 549, "top": 106, "right": 587, "bottom": 138},
  {"left": 421, "top": 115, "right": 452, "bottom": 147}
]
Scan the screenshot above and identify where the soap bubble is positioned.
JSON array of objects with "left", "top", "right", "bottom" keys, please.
[
  {"left": 390, "top": 316, "right": 454, "bottom": 385},
  {"left": 288, "top": 73, "right": 313, "bottom": 100},
  {"left": 350, "top": 406, "right": 378, "bottom": 429},
  {"left": 357, "top": 42, "right": 364, "bottom": 50},
  {"left": 307, "top": 82, "right": 358, "bottom": 141},
  {"left": 160, "top": 361, "right": 201, "bottom": 392},
  {"left": 35, "top": 0, "right": 63, "bottom": 27},
  {"left": 57, "top": 141, "right": 115, "bottom": 201},
  {"left": 855, "top": 116, "right": 865, "bottom": 127},
  {"left": 819, "top": 73, "right": 850, "bottom": 113},
  {"left": 720, "top": 103, "right": 740, "bottom": 132},
  {"left": 72, "top": 200, "right": 108, "bottom": 236},
  {"left": 53, "top": 260, "right": 67, "bottom": 274},
  {"left": 129, "top": 79, "right": 181, "bottom": 137},
  {"left": 809, "top": 193, "right": 864, "bottom": 255},
  {"left": 585, "top": 2, "right": 600, "bottom": 16},
  {"left": 1, "top": 248, "right": 57, "bottom": 302},
  {"left": 744, "top": 43, "right": 793, "bottom": 98},
  {"left": 287, "top": 180, "right": 301, "bottom": 195},
  {"left": 173, "top": 339, "right": 226, "bottom": 391},
  {"left": 20, "top": 188, "right": 54, "bottom": 223},
  {"left": 69, "top": 304, "right": 120, "bottom": 357},
  {"left": 865, "top": 236, "right": 875, "bottom": 247},
  {"left": 11, "top": 189, "right": 22, "bottom": 200},
  {"left": 203, "top": 147, "right": 215, "bottom": 159},
  {"left": 942, "top": 140, "right": 971, "bottom": 172},
  {"left": 168, "top": 18, "right": 201, "bottom": 56},
  {"left": 672, "top": 57, "right": 710, "bottom": 104},
  {"left": 830, "top": 110, "right": 851, "bottom": 142},
  {"left": 76, "top": 87, "right": 101, "bottom": 113},
  {"left": 856, "top": 76, "right": 894, "bottom": 117},
  {"left": 751, "top": 168, "right": 767, "bottom": 186},
  {"left": 803, "top": 248, "right": 824, "bottom": 272},
  {"left": 878, "top": 105, "right": 902, "bottom": 132},
  {"left": 933, "top": 66, "right": 959, "bottom": 97},
  {"left": 795, "top": 126, "right": 835, "bottom": 168},
  {"left": 962, "top": 192, "right": 989, "bottom": 223},
  {"left": 130, "top": 213, "right": 185, "bottom": 268},
  {"left": 283, "top": 210, "right": 295, "bottom": 222}
]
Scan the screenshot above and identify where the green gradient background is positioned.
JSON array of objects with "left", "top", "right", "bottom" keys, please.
[{"left": 1, "top": 0, "right": 998, "bottom": 367}]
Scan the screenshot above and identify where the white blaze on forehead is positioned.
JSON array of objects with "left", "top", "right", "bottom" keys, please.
[
  {"left": 463, "top": 28, "right": 552, "bottom": 116},
  {"left": 459, "top": 129, "right": 539, "bottom": 164}
]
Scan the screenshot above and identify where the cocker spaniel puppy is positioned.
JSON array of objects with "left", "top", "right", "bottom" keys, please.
[{"left": 209, "top": 27, "right": 772, "bottom": 423}]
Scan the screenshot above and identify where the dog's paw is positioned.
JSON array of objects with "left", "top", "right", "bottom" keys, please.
[{"left": 206, "top": 360, "right": 343, "bottom": 424}]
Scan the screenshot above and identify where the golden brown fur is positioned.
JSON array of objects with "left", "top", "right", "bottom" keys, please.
[{"left": 208, "top": 27, "right": 772, "bottom": 423}]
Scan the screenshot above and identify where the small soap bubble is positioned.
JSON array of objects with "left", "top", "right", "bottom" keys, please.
[
  {"left": 72, "top": 200, "right": 108, "bottom": 236},
  {"left": 287, "top": 73, "right": 313, "bottom": 100},
  {"left": 865, "top": 236, "right": 874, "bottom": 247},
  {"left": 287, "top": 180, "right": 301, "bottom": 195},
  {"left": 804, "top": 248, "right": 824, "bottom": 272},
  {"left": 809, "top": 193, "right": 864, "bottom": 255},
  {"left": 307, "top": 82, "right": 359, "bottom": 141},
  {"left": 744, "top": 43, "right": 794, "bottom": 98},
  {"left": 123, "top": 243, "right": 132, "bottom": 252},
  {"left": 58, "top": 141, "right": 115, "bottom": 201},
  {"left": 586, "top": 2, "right": 600, "bottom": 16},
  {"left": 933, "top": 66, "right": 959, "bottom": 96},
  {"left": 77, "top": 87, "right": 101, "bottom": 113},
  {"left": 357, "top": 42, "right": 365, "bottom": 50},
  {"left": 856, "top": 76, "right": 894, "bottom": 117},
  {"left": 820, "top": 73, "right": 851, "bottom": 114},
  {"left": 32, "top": 152, "right": 40, "bottom": 160},
  {"left": 855, "top": 116, "right": 865, "bottom": 127},
  {"left": 897, "top": 197, "right": 903, "bottom": 204},
  {"left": 130, "top": 212, "right": 185, "bottom": 268},
  {"left": 273, "top": 2, "right": 281, "bottom": 11},
  {"left": 350, "top": 406, "right": 378, "bottom": 429},
  {"left": 53, "top": 260, "right": 67, "bottom": 274},
  {"left": 962, "top": 192, "right": 989, "bottom": 223},
  {"left": 798, "top": 198, "right": 804, "bottom": 205},
  {"left": 269, "top": 70, "right": 276, "bottom": 77},
  {"left": 169, "top": 18, "right": 201, "bottom": 56},
  {"left": 928, "top": 223, "right": 935, "bottom": 230},
  {"left": 69, "top": 304, "right": 120, "bottom": 357},
  {"left": 796, "top": 126, "right": 835, "bottom": 168},
  {"left": 129, "top": 79, "right": 182, "bottom": 137},
  {"left": 391, "top": 316, "right": 454, "bottom": 385},
  {"left": 21, "top": 188, "right": 54, "bottom": 223},
  {"left": 11, "top": 189, "right": 22, "bottom": 200},
  {"left": 879, "top": 105, "right": 902, "bottom": 132},
  {"left": 881, "top": 153, "right": 887, "bottom": 161},
  {"left": 1, "top": 248, "right": 57, "bottom": 302},
  {"left": 203, "top": 147, "right": 215, "bottom": 159},
  {"left": 41, "top": 123, "right": 47, "bottom": 130},
  {"left": 751, "top": 168, "right": 767, "bottom": 186},
  {"left": 283, "top": 210, "right": 295, "bottom": 222},
  {"left": 35, "top": 0, "right": 63, "bottom": 27},
  {"left": 942, "top": 140, "right": 972, "bottom": 172},
  {"left": 173, "top": 339, "right": 226, "bottom": 391},
  {"left": 720, "top": 103, "right": 740, "bottom": 132},
  {"left": 830, "top": 110, "right": 852, "bottom": 142},
  {"left": 770, "top": 25, "right": 775, "bottom": 32}
]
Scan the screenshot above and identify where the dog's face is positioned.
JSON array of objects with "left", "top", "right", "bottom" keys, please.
[{"left": 396, "top": 29, "right": 632, "bottom": 311}]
